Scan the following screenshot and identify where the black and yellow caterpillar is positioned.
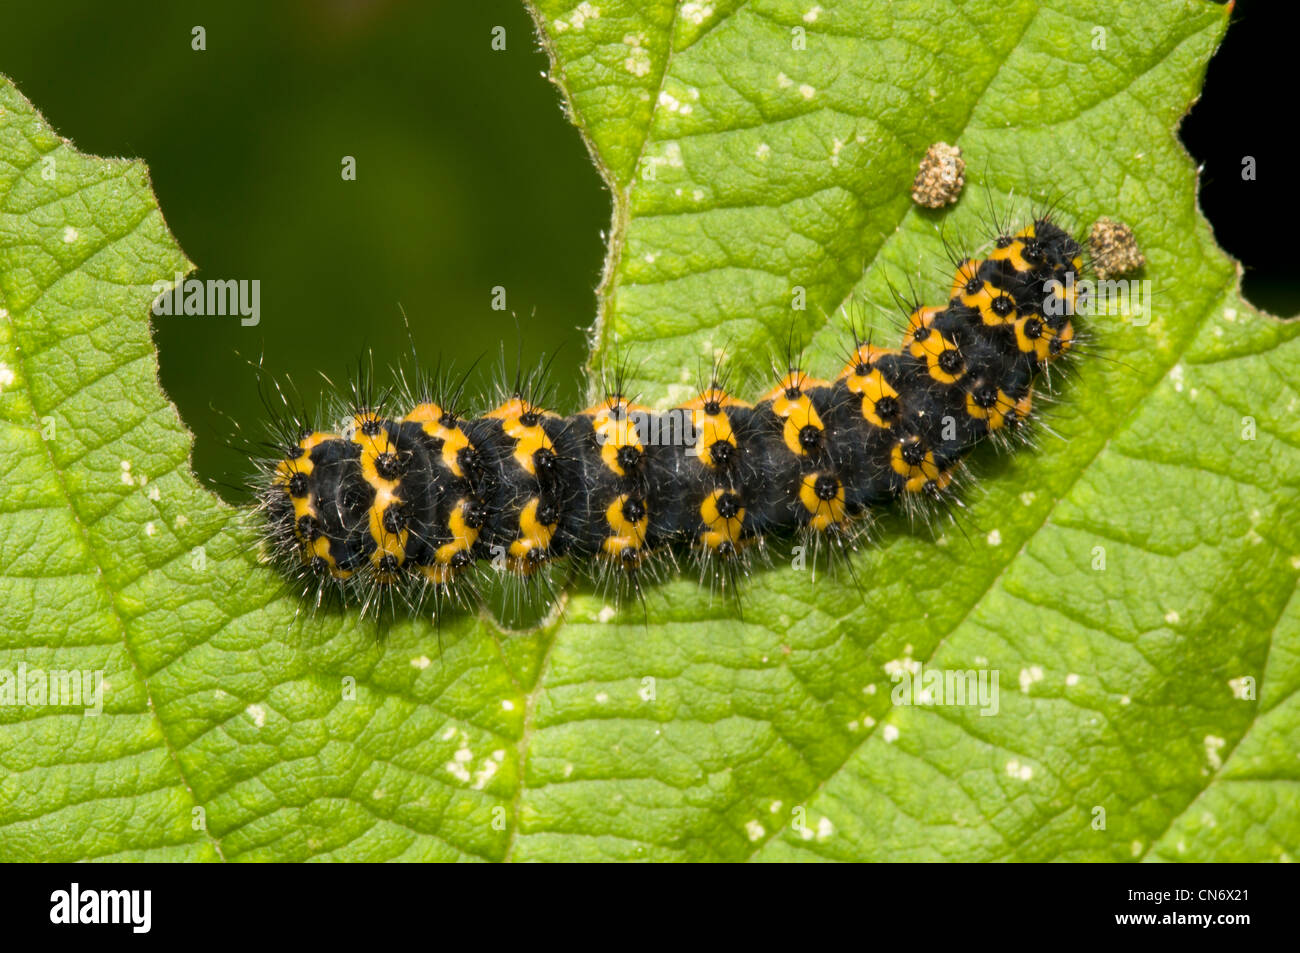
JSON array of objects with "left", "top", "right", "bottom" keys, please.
[{"left": 259, "top": 218, "right": 1082, "bottom": 613}]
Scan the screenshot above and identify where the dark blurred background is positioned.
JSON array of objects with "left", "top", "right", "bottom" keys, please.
[
  {"left": 0, "top": 0, "right": 607, "bottom": 498},
  {"left": 1181, "top": 0, "right": 1298, "bottom": 318},
  {"left": 0, "top": 0, "right": 1290, "bottom": 499}
]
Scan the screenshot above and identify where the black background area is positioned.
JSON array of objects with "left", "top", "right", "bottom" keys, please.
[{"left": 1180, "top": 0, "right": 1300, "bottom": 317}]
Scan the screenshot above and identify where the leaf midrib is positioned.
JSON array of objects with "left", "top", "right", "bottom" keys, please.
[{"left": 511, "top": 1, "right": 1271, "bottom": 861}]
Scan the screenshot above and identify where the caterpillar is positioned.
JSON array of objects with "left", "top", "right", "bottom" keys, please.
[{"left": 257, "top": 216, "right": 1083, "bottom": 619}]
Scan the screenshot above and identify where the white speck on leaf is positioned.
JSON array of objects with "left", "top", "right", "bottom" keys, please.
[
  {"left": 622, "top": 33, "right": 651, "bottom": 76},
  {"left": 682, "top": 3, "right": 714, "bottom": 25},
  {"left": 554, "top": 2, "right": 600, "bottom": 33},
  {"left": 1019, "top": 666, "right": 1044, "bottom": 692},
  {"left": 884, "top": 657, "right": 921, "bottom": 677},
  {"left": 1205, "top": 734, "right": 1226, "bottom": 770},
  {"left": 473, "top": 758, "right": 499, "bottom": 790},
  {"left": 624, "top": 51, "right": 650, "bottom": 77},
  {"left": 641, "top": 141, "right": 684, "bottom": 179}
]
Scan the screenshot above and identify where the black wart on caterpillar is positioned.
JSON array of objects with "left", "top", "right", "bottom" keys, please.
[{"left": 256, "top": 217, "right": 1084, "bottom": 619}]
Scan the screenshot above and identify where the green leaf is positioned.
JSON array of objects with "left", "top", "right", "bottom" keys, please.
[{"left": 2, "top": 0, "right": 1297, "bottom": 863}]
